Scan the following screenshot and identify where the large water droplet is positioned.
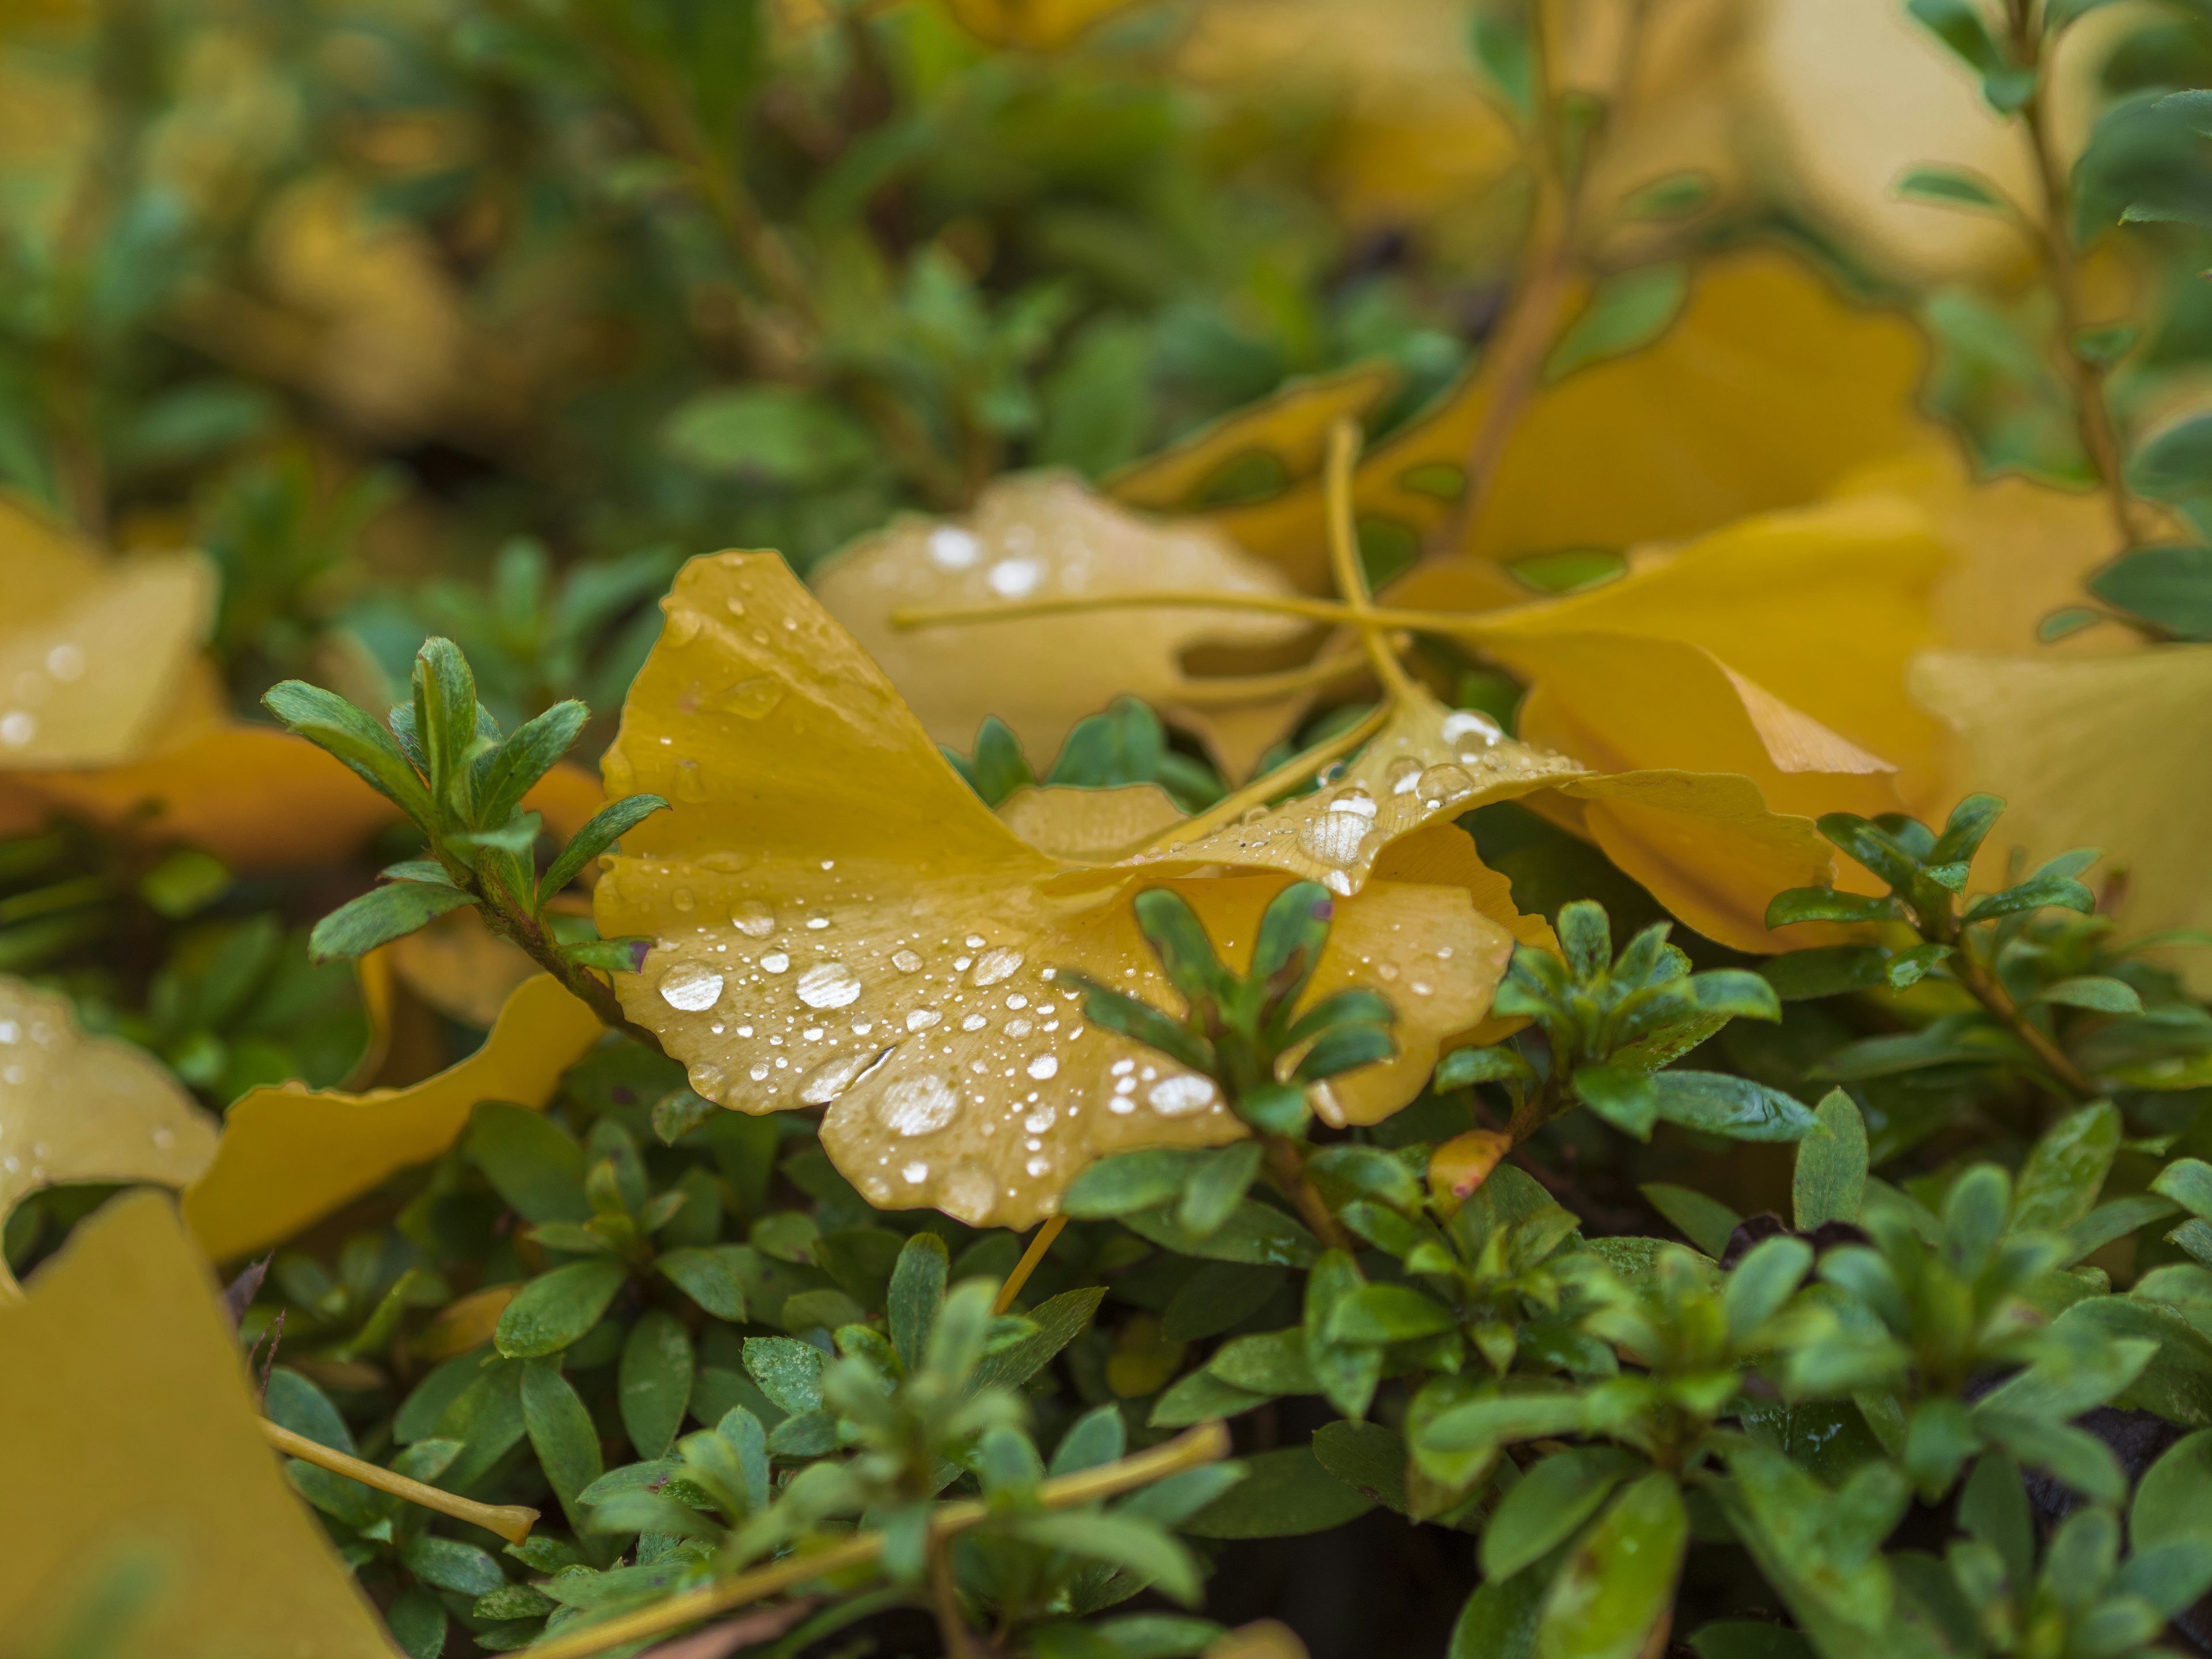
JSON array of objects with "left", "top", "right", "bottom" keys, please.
[
  {"left": 1327, "top": 786, "right": 1377, "bottom": 819},
  {"left": 690, "top": 1063, "right": 728, "bottom": 1099},
  {"left": 45, "top": 643, "right": 84, "bottom": 681},
  {"left": 987, "top": 558, "right": 1042, "bottom": 599},
  {"left": 1387, "top": 757, "right": 1424, "bottom": 796},
  {"left": 1418, "top": 763, "right": 1475, "bottom": 808},
  {"left": 961, "top": 1013, "right": 988, "bottom": 1032},
  {"left": 800, "top": 1047, "right": 888, "bottom": 1104},
  {"left": 1027, "top": 1055, "right": 1058, "bottom": 1080},
  {"left": 0, "top": 711, "right": 36, "bottom": 748},
  {"left": 928, "top": 527, "right": 980, "bottom": 570},
  {"left": 1441, "top": 709, "right": 1502, "bottom": 752},
  {"left": 1297, "top": 809, "right": 1366, "bottom": 867},
  {"left": 1147, "top": 1074, "right": 1218, "bottom": 1117},
  {"left": 940, "top": 1161, "right": 996, "bottom": 1224},
  {"left": 706, "top": 677, "right": 783, "bottom": 718},
  {"left": 761, "top": 952, "right": 791, "bottom": 974},
  {"left": 664, "top": 607, "right": 703, "bottom": 644},
  {"left": 658, "top": 962, "right": 725, "bottom": 1012},
  {"left": 892, "top": 949, "right": 923, "bottom": 974},
  {"left": 673, "top": 887, "right": 696, "bottom": 912},
  {"left": 906, "top": 1007, "right": 941, "bottom": 1031},
  {"left": 797, "top": 961, "right": 862, "bottom": 1009},
  {"left": 970, "top": 946, "right": 1024, "bottom": 986},
  {"left": 732, "top": 901, "right": 775, "bottom": 937},
  {"left": 874, "top": 1074, "right": 959, "bottom": 1137}
]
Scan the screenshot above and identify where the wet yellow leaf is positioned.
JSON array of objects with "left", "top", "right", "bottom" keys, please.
[
  {"left": 391, "top": 905, "right": 540, "bottom": 1029},
  {"left": 812, "top": 471, "right": 1309, "bottom": 776},
  {"left": 184, "top": 974, "right": 603, "bottom": 1264},
  {"left": 1107, "top": 1312, "right": 1187, "bottom": 1397},
  {"left": 1429, "top": 1128, "right": 1512, "bottom": 1208},
  {"left": 1100, "top": 682, "right": 1836, "bottom": 953},
  {"left": 1210, "top": 250, "right": 1936, "bottom": 585},
  {"left": 0, "top": 975, "right": 219, "bottom": 1299},
  {"left": 940, "top": 0, "right": 1143, "bottom": 49},
  {"left": 1107, "top": 361, "right": 1399, "bottom": 514},
  {"left": 0, "top": 498, "right": 213, "bottom": 768},
  {"left": 596, "top": 552, "right": 1517, "bottom": 1227},
  {"left": 1911, "top": 648, "right": 2212, "bottom": 993},
  {"left": 0, "top": 1191, "right": 391, "bottom": 1656},
  {"left": 418, "top": 1284, "right": 518, "bottom": 1362},
  {"left": 997, "top": 783, "right": 1187, "bottom": 863}
]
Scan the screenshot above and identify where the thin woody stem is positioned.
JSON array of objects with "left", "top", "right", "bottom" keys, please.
[
  {"left": 1949, "top": 938, "right": 2097, "bottom": 1101},
  {"left": 1263, "top": 1134, "right": 1350, "bottom": 1252},
  {"left": 262, "top": 1421, "right": 539, "bottom": 1543},
  {"left": 894, "top": 590, "right": 1369, "bottom": 631},
  {"left": 472, "top": 874, "right": 670, "bottom": 1058},
  {"left": 2007, "top": 0, "right": 2147, "bottom": 550},
  {"left": 927, "top": 1532, "right": 988, "bottom": 1659},
  {"left": 519, "top": 1423, "right": 1236, "bottom": 1659}
]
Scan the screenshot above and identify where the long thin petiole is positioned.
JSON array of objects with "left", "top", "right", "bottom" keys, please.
[
  {"left": 262, "top": 1420, "right": 539, "bottom": 1544},
  {"left": 993, "top": 1214, "right": 1069, "bottom": 1315},
  {"left": 1323, "top": 417, "right": 1421, "bottom": 706}
]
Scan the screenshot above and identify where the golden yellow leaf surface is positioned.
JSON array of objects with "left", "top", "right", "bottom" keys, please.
[
  {"left": 998, "top": 783, "right": 1188, "bottom": 863},
  {"left": 390, "top": 906, "right": 540, "bottom": 1029},
  {"left": 0, "top": 1191, "right": 391, "bottom": 1657},
  {"left": 812, "top": 471, "right": 1309, "bottom": 775},
  {"left": 1107, "top": 361, "right": 1400, "bottom": 514},
  {"left": 184, "top": 974, "right": 602, "bottom": 1264},
  {"left": 1911, "top": 649, "right": 2212, "bottom": 993},
  {"left": 0, "top": 499, "right": 214, "bottom": 768},
  {"left": 596, "top": 552, "right": 1517, "bottom": 1227},
  {"left": 0, "top": 975, "right": 219, "bottom": 1299},
  {"left": 1209, "top": 250, "right": 1936, "bottom": 585}
]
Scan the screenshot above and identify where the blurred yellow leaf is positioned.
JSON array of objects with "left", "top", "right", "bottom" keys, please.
[
  {"left": 183, "top": 974, "right": 602, "bottom": 1264},
  {"left": 390, "top": 905, "right": 540, "bottom": 1029},
  {"left": 1206, "top": 1620, "right": 1312, "bottom": 1659},
  {"left": 0, "top": 499, "right": 213, "bottom": 767},
  {"left": 813, "top": 471, "right": 1310, "bottom": 778},
  {"left": 1108, "top": 361, "right": 1399, "bottom": 513},
  {"left": 596, "top": 552, "right": 1518, "bottom": 1226},
  {"left": 940, "top": 0, "right": 1145, "bottom": 50},
  {"left": 1911, "top": 648, "right": 2212, "bottom": 993},
  {"left": 0, "top": 1191, "right": 389, "bottom": 1656},
  {"left": 0, "top": 975, "right": 219, "bottom": 1298},
  {"left": 1211, "top": 249, "right": 1937, "bottom": 585}
]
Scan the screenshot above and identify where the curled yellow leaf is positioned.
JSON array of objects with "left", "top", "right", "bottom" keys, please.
[
  {"left": 596, "top": 552, "right": 1522, "bottom": 1227},
  {"left": 0, "top": 1191, "right": 390, "bottom": 1656},
  {"left": 183, "top": 974, "right": 602, "bottom": 1264},
  {"left": 0, "top": 975, "right": 220, "bottom": 1298}
]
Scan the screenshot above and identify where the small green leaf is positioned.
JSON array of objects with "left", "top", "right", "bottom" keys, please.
[
  {"left": 1546, "top": 263, "right": 1691, "bottom": 381},
  {"left": 307, "top": 880, "right": 475, "bottom": 964},
  {"left": 1533, "top": 1471, "right": 1687, "bottom": 1659},
  {"left": 1120, "top": 1199, "right": 1320, "bottom": 1267},
  {"left": 1573, "top": 1065, "right": 1658, "bottom": 1139},
  {"left": 1764, "top": 888, "right": 1899, "bottom": 928},
  {"left": 662, "top": 385, "right": 873, "bottom": 483},
  {"left": 522, "top": 1359, "right": 605, "bottom": 1536},
  {"left": 562, "top": 937, "right": 652, "bottom": 975},
  {"left": 1437, "top": 1045, "right": 1536, "bottom": 1088},
  {"left": 1793, "top": 1089, "right": 1868, "bottom": 1230},
  {"left": 1179, "top": 1141, "right": 1264, "bottom": 1239},
  {"left": 2086, "top": 545, "right": 2212, "bottom": 641},
  {"left": 743, "top": 1335, "right": 827, "bottom": 1416},
  {"left": 494, "top": 1260, "right": 628, "bottom": 1358},
  {"left": 1963, "top": 874, "right": 2095, "bottom": 923},
  {"left": 618, "top": 1310, "right": 694, "bottom": 1460},
  {"left": 1650, "top": 1071, "right": 1817, "bottom": 1141},
  {"left": 400, "top": 1535, "right": 506, "bottom": 1596},
  {"left": 1482, "top": 1446, "right": 1642, "bottom": 1581},
  {"left": 2010, "top": 1102, "right": 2120, "bottom": 1234},
  {"left": 1896, "top": 164, "right": 2013, "bottom": 215},
  {"left": 1640, "top": 1183, "right": 1741, "bottom": 1258},
  {"left": 968, "top": 717, "right": 1034, "bottom": 806},
  {"left": 654, "top": 1245, "right": 751, "bottom": 1320},
  {"left": 2038, "top": 605, "right": 2105, "bottom": 642},
  {"left": 540, "top": 795, "right": 671, "bottom": 899},
  {"left": 1312, "top": 1419, "right": 1411, "bottom": 1513},
  {"left": 1618, "top": 171, "right": 1714, "bottom": 221},
  {"left": 888, "top": 1233, "right": 948, "bottom": 1373},
  {"left": 1180, "top": 1445, "right": 1377, "bottom": 1538},
  {"left": 467, "top": 1101, "right": 590, "bottom": 1224},
  {"left": 262, "top": 680, "right": 434, "bottom": 823},
  {"left": 1063, "top": 1147, "right": 1207, "bottom": 1219}
]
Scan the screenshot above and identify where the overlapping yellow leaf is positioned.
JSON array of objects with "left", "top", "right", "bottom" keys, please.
[
  {"left": 596, "top": 552, "right": 1526, "bottom": 1228},
  {"left": 1912, "top": 649, "right": 2212, "bottom": 993},
  {"left": 1210, "top": 250, "right": 1940, "bottom": 585},
  {"left": 0, "top": 975, "right": 219, "bottom": 1299},
  {"left": 390, "top": 906, "right": 541, "bottom": 1028},
  {"left": 184, "top": 974, "right": 603, "bottom": 1264},
  {"left": 812, "top": 471, "right": 1310, "bottom": 776},
  {"left": 0, "top": 1191, "right": 389, "bottom": 1656},
  {"left": 1108, "top": 361, "right": 1399, "bottom": 514}
]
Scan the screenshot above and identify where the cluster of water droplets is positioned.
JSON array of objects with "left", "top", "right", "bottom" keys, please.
[
  {"left": 630, "top": 865, "right": 1231, "bottom": 1227},
  {"left": 1137, "top": 702, "right": 1583, "bottom": 894},
  {"left": 1, "top": 640, "right": 88, "bottom": 751}
]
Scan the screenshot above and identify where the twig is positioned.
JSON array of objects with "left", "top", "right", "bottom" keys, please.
[
  {"left": 1948, "top": 944, "right": 2096, "bottom": 1101},
  {"left": 992, "top": 1215, "right": 1068, "bottom": 1315},
  {"left": 518, "top": 1422, "right": 1236, "bottom": 1659},
  {"left": 2006, "top": 0, "right": 2147, "bottom": 550},
  {"left": 261, "top": 1421, "right": 539, "bottom": 1544},
  {"left": 1262, "top": 1134, "right": 1350, "bottom": 1253},
  {"left": 1322, "top": 419, "right": 1422, "bottom": 707},
  {"left": 474, "top": 877, "right": 669, "bottom": 1058}
]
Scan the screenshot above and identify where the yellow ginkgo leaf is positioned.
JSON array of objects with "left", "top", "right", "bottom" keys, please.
[
  {"left": 596, "top": 551, "right": 1521, "bottom": 1227},
  {"left": 940, "top": 0, "right": 1142, "bottom": 50},
  {"left": 1463, "top": 495, "right": 1948, "bottom": 811},
  {"left": 1210, "top": 249, "right": 1937, "bottom": 583},
  {"left": 1107, "top": 361, "right": 1400, "bottom": 514},
  {"left": 0, "top": 1190, "right": 390, "bottom": 1656},
  {"left": 183, "top": 974, "right": 603, "bottom": 1264},
  {"left": 0, "top": 498, "right": 214, "bottom": 768},
  {"left": 0, "top": 975, "right": 219, "bottom": 1299},
  {"left": 1911, "top": 648, "right": 2212, "bottom": 993},
  {"left": 812, "top": 471, "right": 1310, "bottom": 777},
  {"left": 1103, "top": 679, "right": 1838, "bottom": 953},
  {"left": 998, "top": 783, "right": 1188, "bottom": 863}
]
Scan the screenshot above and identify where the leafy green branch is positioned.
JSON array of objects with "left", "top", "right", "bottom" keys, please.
[{"left": 263, "top": 637, "right": 667, "bottom": 1047}]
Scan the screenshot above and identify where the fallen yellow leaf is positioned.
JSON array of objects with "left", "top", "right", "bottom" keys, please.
[
  {"left": 0, "top": 975, "right": 220, "bottom": 1299},
  {"left": 1107, "top": 361, "right": 1400, "bottom": 514},
  {"left": 813, "top": 471, "right": 1310, "bottom": 779},
  {"left": 941, "top": 0, "right": 1143, "bottom": 50},
  {"left": 0, "top": 1190, "right": 390, "bottom": 1656},
  {"left": 1911, "top": 648, "right": 2212, "bottom": 993},
  {"left": 596, "top": 552, "right": 1520, "bottom": 1226},
  {"left": 389, "top": 905, "right": 540, "bottom": 1028},
  {"left": 183, "top": 974, "right": 603, "bottom": 1264}
]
